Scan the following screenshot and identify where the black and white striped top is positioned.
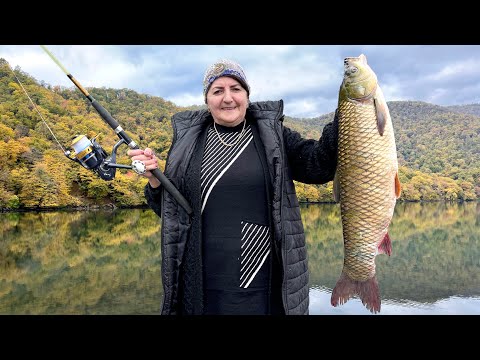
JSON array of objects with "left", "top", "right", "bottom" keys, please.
[
  {"left": 200, "top": 120, "right": 273, "bottom": 315},
  {"left": 201, "top": 123, "right": 254, "bottom": 213}
]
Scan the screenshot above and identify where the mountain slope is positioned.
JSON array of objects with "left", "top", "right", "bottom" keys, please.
[{"left": 1, "top": 59, "right": 478, "bottom": 209}]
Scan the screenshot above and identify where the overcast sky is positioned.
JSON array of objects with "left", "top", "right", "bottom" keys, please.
[{"left": 2, "top": 45, "right": 480, "bottom": 118}]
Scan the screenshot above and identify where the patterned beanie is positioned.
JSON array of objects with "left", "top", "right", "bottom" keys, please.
[{"left": 203, "top": 59, "right": 250, "bottom": 102}]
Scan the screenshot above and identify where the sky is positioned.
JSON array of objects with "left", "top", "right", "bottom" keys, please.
[{"left": 2, "top": 45, "right": 480, "bottom": 118}]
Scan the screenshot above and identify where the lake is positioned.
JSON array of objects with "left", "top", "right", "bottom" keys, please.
[{"left": 1, "top": 202, "right": 478, "bottom": 315}]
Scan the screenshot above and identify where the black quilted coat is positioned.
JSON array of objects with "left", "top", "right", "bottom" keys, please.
[{"left": 145, "top": 100, "right": 338, "bottom": 315}]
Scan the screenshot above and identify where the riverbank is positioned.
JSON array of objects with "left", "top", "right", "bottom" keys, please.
[
  {"left": 2, "top": 199, "right": 477, "bottom": 213},
  {"left": 0, "top": 203, "right": 150, "bottom": 213}
]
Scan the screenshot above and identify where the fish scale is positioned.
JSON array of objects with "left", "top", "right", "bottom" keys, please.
[
  {"left": 338, "top": 100, "right": 396, "bottom": 281},
  {"left": 331, "top": 54, "right": 401, "bottom": 313}
]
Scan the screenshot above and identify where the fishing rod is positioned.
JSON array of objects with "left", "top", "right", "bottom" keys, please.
[{"left": 39, "top": 45, "right": 193, "bottom": 214}]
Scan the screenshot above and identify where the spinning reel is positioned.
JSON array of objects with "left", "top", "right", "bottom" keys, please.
[{"left": 67, "top": 134, "right": 146, "bottom": 180}]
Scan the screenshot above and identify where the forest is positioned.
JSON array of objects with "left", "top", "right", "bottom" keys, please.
[{"left": 1, "top": 58, "right": 479, "bottom": 210}]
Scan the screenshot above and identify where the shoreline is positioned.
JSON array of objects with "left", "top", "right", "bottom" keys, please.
[
  {"left": 1, "top": 199, "right": 477, "bottom": 213},
  {"left": 0, "top": 204, "right": 150, "bottom": 213}
]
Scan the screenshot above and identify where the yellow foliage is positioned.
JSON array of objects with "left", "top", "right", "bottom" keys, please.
[
  {"left": 0, "top": 123, "right": 15, "bottom": 140},
  {"left": 0, "top": 139, "right": 28, "bottom": 167}
]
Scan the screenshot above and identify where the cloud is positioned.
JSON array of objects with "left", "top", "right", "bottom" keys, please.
[
  {"left": 2, "top": 45, "right": 480, "bottom": 118},
  {"left": 427, "top": 59, "right": 480, "bottom": 81}
]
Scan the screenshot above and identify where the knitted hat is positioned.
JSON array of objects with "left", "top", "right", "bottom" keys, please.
[{"left": 203, "top": 59, "right": 250, "bottom": 102}]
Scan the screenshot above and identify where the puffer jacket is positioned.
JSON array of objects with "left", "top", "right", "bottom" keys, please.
[{"left": 145, "top": 100, "right": 338, "bottom": 315}]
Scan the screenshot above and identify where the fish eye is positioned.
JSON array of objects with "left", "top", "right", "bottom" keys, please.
[{"left": 344, "top": 65, "right": 358, "bottom": 76}]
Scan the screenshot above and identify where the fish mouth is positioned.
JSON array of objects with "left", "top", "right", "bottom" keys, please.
[
  {"left": 344, "top": 57, "right": 358, "bottom": 64},
  {"left": 343, "top": 62, "right": 376, "bottom": 88},
  {"left": 343, "top": 56, "right": 369, "bottom": 78},
  {"left": 342, "top": 55, "right": 377, "bottom": 100}
]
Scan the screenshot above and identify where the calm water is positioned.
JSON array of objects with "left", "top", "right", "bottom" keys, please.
[{"left": 1, "top": 202, "right": 479, "bottom": 315}]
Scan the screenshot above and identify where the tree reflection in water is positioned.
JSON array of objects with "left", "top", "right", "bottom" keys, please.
[{"left": 0, "top": 202, "right": 478, "bottom": 314}]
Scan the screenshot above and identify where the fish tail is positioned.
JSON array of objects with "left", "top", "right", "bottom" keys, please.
[
  {"left": 331, "top": 271, "right": 381, "bottom": 314},
  {"left": 377, "top": 232, "right": 392, "bottom": 256}
]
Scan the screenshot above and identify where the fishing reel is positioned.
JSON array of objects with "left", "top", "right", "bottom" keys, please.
[{"left": 65, "top": 134, "right": 146, "bottom": 181}]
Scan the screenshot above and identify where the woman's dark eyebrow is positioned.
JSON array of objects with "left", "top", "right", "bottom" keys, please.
[
  {"left": 211, "top": 83, "right": 241, "bottom": 91},
  {"left": 212, "top": 84, "right": 241, "bottom": 91}
]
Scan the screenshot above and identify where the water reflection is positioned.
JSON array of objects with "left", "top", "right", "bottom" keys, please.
[
  {"left": 309, "top": 286, "right": 480, "bottom": 315},
  {"left": 0, "top": 209, "right": 162, "bottom": 315},
  {"left": 0, "top": 202, "right": 478, "bottom": 315},
  {"left": 304, "top": 202, "right": 480, "bottom": 314}
]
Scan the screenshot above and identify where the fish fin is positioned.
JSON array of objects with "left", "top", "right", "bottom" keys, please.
[
  {"left": 373, "top": 86, "right": 390, "bottom": 136},
  {"left": 331, "top": 271, "right": 357, "bottom": 308},
  {"left": 333, "top": 171, "right": 340, "bottom": 202},
  {"left": 374, "top": 97, "right": 387, "bottom": 136},
  {"left": 395, "top": 172, "right": 402, "bottom": 198},
  {"left": 331, "top": 270, "right": 381, "bottom": 314},
  {"left": 356, "top": 276, "right": 381, "bottom": 314},
  {"left": 377, "top": 232, "right": 392, "bottom": 256}
]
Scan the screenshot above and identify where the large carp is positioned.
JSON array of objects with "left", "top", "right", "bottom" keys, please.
[{"left": 331, "top": 54, "right": 401, "bottom": 314}]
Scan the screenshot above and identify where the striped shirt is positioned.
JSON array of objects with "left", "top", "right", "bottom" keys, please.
[{"left": 200, "top": 120, "right": 272, "bottom": 315}]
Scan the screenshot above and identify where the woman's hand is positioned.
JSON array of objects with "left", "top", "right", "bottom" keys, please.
[{"left": 127, "top": 147, "right": 161, "bottom": 188}]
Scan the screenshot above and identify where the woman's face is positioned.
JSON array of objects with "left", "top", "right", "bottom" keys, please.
[{"left": 206, "top": 76, "right": 248, "bottom": 127}]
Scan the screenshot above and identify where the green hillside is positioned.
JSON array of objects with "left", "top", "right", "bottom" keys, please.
[
  {"left": 446, "top": 103, "right": 480, "bottom": 117},
  {"left": 0, "top": 59, "right": 478, "bottom": 210},
  {"left": 288, "top": 101, "right": 479, "bottom": 202}
]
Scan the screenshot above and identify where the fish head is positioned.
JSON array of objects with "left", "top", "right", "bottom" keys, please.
[{"left": 342, "top": 54, "right": 378, "bottom": 101}]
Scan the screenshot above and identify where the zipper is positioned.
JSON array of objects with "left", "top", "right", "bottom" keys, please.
[
  {"left": 195, "top": 127, "right": 207, "bottom": 314},
  {"left": 160, "top": 115, "right": 179, "bottom": 315},
  {"left": 160, "top": 113, "right": 207, "bottom": 314},
  {"left": 160, "top": 186, "right": 167, "bottom": 314},
  {"left": 274, "top": 109, "right": 288, "bottom": 315}
]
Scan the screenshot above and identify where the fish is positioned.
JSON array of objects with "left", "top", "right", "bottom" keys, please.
[{"left": 331, "top": 54, "right": 401, "bottom": 314}]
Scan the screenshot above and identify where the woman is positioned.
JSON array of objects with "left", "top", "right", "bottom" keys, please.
[{"left": 128, "top": 59, "right": 338, "bottom": 315}]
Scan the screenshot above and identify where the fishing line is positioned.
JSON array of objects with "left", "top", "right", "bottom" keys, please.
[
  {"left": 38, "top": 45, "right": 193, "bottom": 214},
  {"left": 6, "top": 61, "right": 69, "bottom": 155}
]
